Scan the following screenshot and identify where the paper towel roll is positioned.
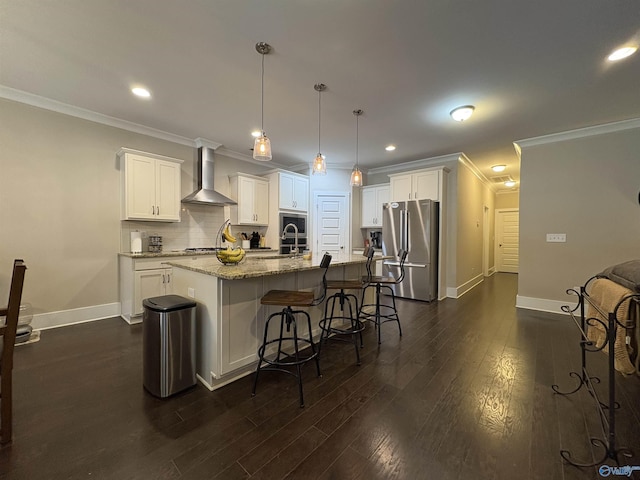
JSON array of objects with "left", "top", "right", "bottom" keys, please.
[{"left": 130, "top": 231, "right": 142, "bottom": 253}]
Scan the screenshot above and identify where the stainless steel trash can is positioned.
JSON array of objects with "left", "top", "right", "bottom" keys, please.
[{"left": 143, "top": 295, "right": 197, "bottom": 398}]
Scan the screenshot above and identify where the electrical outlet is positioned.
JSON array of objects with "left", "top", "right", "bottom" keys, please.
[
  {"left": 187, "top": 287, "right": 195, "bottom": 298},
  {"left": 546, "top": 233, "right": 566, "bottom": 243}
]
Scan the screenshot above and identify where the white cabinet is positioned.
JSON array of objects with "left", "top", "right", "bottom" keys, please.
[
  {"left": 270, "top": 171, "right": 309, "bottom": 212},
  {"left": 229, "top": 174, "right": 269, "bottom": 225},
  {"left": 119, "top": 148, "right": 183, "bottom": 222},
  {"left": 361, "top": 184, "right": 389, "bottom": 227},
  {"left": 119, "top": 256, "right": 175, "bottom": 324},
  {"left": 389, "top": 169, "right": 440, "bottom": 202}
]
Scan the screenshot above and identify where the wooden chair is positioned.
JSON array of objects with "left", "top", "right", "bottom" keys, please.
[
  {"left": 360, "top": 250, "right": 407, "bottom": 344},
  {"left": 0, "top": 259, "right": 27, "bottom": 445},
  {"left": 252, "top": 253, "right": 332, "bottom": 407}
]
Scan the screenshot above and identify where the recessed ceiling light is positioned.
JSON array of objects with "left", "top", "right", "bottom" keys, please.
[
  {"left": 251, "top": 130, "right": 261, "bottom": 138},
  {"left": 450, "top": 105, "right": 475, "bottom": 122},
  {"left": 607, "top": 46, "right": 637, "bottom": 62},
  {"left": 504, "top": 180, "right": 516, "bottom": 188},
  {"left": 385, "top": 145, "right": 396, "bottom": 151},
  {"left": 491, "top": 164, "right": 506, "bottom": 172},
  {"left": 131, "top": 87, "right": 151, "bottom": 98}
]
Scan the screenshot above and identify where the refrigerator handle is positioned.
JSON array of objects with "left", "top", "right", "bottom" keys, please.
[
  {"left": 399, "top": 209, "right": 405, "bottom": 252},
  {"left": 405, "top": 209, "right": 410, "bottom": 251}
]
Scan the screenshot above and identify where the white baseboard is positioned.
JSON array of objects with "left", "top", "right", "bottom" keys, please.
[
  {"left": 515, "top": 295, "right": 576, "bottom": 315},
  {"left": 487, "top": 267, "right": 496, "bottom": 276},
  {"left": 446, "top": 273, "right": 484, "bottom": 299},
  {"left": 32, "top": 302, "right": 121, "bottom": 330}
]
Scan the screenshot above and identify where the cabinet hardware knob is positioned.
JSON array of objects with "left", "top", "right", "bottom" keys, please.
[{"left": 156, "top": 206, "right": 159, "bottom": 215}]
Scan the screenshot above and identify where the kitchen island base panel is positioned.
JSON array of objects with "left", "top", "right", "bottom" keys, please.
[{"left": 170, "top": 260, "right": 370, "bottom": 391}]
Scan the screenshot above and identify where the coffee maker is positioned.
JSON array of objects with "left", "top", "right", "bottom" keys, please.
[{"left": 370, "top": 231, "right": 382, "bottom": 249}]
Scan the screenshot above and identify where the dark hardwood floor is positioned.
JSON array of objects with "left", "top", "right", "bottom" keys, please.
[{"left": 1, "top": 273, "right": 639, "bottom": 479}]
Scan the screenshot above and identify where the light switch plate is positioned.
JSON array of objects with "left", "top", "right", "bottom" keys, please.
[{"left": 546, "top": 233, "right": 566, "bottom": 243}]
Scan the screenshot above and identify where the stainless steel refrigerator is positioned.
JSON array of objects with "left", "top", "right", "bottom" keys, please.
[{"left": 381, "top": 199, "right": 439, "bottom": 301}]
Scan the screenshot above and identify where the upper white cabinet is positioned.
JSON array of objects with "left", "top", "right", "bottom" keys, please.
[
  {"left": 229, "top": 173, "right": 269, "bottom": 225},
  {"left": 268, "top": 171, "right": 309, "bottom": 212},
  {"left": 361, "top": 184, "right": 389, "bottom": 228},
  {"left": 119, "top": 148, "right": 183, "bottom": 222},
  {"left": 389, "top": 168, "right": 441, "bottom": 202}
]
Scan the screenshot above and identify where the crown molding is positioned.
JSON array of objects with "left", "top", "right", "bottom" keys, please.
[
  {"left": 367, "top": 152, "right": 461, "bottom": 175},
  {"left": 515, "top": 117, "right": 640, "bottom": 149},
  {"left": 194, "top": 137, "right": 223, "bottom": 150},
  {"left": 0, "top": 85, "right": 198, "bottom": 147},
  {"left": 457, "top": 152, "right": 497, "bottom": 193}
]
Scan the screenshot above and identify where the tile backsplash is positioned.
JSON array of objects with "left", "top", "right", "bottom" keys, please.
[
  {"left": 120, "top": 204, "right": 226, "bottom": 252},
  {"left": 120, "top": 205, "right": 269, "bottom": 252}
]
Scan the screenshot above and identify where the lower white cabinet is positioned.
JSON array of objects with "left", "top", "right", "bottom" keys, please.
[{"left": 119, "top": 256, "right": 176, "bottom": 324}]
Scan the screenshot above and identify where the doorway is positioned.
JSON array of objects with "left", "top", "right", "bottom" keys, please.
[
  {"left": 495, "top": 209, "right": 519, "bottom": 273},
  {"left": 313, "top": 192, "right": 350, "bottom": 255}
]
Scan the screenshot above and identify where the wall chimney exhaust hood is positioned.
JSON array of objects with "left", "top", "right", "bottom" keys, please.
[{"left": 182, "top": 140, "right": 236, "bottom": 206}]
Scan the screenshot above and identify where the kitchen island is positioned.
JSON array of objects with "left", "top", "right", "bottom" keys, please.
[{"left": 168, "top": 253, "right": 373, "bottom": 391}]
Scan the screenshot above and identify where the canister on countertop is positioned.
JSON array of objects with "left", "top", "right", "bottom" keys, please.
[{"left": 131, "top": 231, "right": 143, "bottom": 254}]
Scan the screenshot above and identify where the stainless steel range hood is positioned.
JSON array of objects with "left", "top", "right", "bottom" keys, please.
[{"left": 181, "top": 146, "right": 237, "bottom": 206}]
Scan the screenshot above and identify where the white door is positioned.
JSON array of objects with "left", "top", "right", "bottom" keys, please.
[
  {"left": 495, "top": 209, "right": 519, "bottom": 273},
  {"left": 314, "top": 193, "right": 349, "bottom": 255}
]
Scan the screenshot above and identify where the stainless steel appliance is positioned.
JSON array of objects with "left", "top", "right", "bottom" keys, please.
[
  {"left": 279, "top": 212, "right": 308, "bottom": 254},
  {"left": 382, "top": 200, "right": 439, "bottom": 301},
  {"left": 370, "top": 231, "right": 382, "bottom": 248}
]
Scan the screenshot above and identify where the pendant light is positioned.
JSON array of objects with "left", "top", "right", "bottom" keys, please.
[
  {"left": 253, "top": 42, "right": 272, "bottom": 161},
  {"left": 312, "top": 83, "right": 327, "bottom": 175},
  {"left": 350, "top": 109, "right": 363, "bottom": 187}
]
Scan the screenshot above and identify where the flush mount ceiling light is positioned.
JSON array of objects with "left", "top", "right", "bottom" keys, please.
[
  {"left": 491, "top": 164, "right": 507, "bottom": 172},
  {"left": 312, "top": 83, "right": 327, "bottom": 175},
  {"left": 131, "top": 87, "right": 151, "bottom": 98},
  {"left": 607, "top": 46, "right": 637, "bottom": 61},
  {"left": 350, "top": 109, "right": 364, "bottom": 187},
  {"left": 253, "top": 42, "right": 272, "bottom": 161},
  {"left": 385, "top": 145, "right": 396, "bottom": 151},
  {"left": 504, "top": 180, "right": 516, "bottom": 188},
  {"left": 450, "top": 105, "right": 475, "bottom": 122}
]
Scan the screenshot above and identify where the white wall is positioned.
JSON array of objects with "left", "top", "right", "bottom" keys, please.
[{"left": 517, "top": 120, "right": 640, "bottom": 311}]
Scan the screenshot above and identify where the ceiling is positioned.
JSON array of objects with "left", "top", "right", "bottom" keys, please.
[{"left": 2, "top": 1, "right": 639, "bottom": 191}]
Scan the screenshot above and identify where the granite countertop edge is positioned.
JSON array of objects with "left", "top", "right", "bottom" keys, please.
[
  {"left": 166, "top": 254, "right": 379, "bottom": 281},
  {"left": 118, "top": 249, "right": 278, "bottom": 259}
]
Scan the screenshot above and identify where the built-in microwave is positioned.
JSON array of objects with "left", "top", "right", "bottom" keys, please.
[{"left": 279, "top": 212, "right": 307, "bottom": 236}]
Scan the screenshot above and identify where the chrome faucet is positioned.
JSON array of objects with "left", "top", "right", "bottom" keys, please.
[{"left": 282, "top": 223, "right": 299, "bottom": 255}]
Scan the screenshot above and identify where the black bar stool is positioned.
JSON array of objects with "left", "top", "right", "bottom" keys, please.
[
  {"left": 252, "top": 253, "right": 332, "bottom": 407},
  {"left": 359, "top": 249, "right": 408, "bottom": 344},
  {"left": 318, "top": 248, "right": 375, "bottom": 365}
]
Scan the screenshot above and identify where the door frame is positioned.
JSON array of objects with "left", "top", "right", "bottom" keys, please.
[
  {"left": 312, "top": 191, "right": 351, "bottom": 254},
  {"left": 494, "top": 208, "right": 519, "bottom": 273}
]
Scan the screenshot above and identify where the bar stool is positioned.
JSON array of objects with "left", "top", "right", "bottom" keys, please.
[
  {"left": 252, "top": 253, "right": 332, "bottom": 407},
  {"left": 359, "top": 249, "right": 408, "bottom": 344},
  {"left": 318, "top": 248, "right": 375, "bottom": 365}
]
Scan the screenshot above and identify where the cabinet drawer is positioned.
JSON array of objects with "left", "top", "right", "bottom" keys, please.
[{"left": 133, "top": 258, "right": 176, "bottom": 271}]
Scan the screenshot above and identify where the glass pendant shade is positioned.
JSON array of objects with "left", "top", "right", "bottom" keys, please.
[
  {"left": 350, "top": 165, "right": 363, "bottom": 187},
  {"left": 312, "top": 154, "right": 326, "bottom": 175},
  {"left": 253, "top": 133, "right": 272, "bottom": 161}
]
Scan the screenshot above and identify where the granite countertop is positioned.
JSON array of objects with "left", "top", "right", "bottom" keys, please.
[
  {"left": 167, "top": 253, "right": 374, "bottom": 280},
  {"left": 119, "top": 248, "right": 278, "bottom": 259}
]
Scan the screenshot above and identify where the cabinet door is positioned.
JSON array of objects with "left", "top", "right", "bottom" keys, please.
[
  {"left": 414, "top": 170, "right": 440, "bottom": 201},
  {"left": 155, "top": 160, "right": 181, "bottom": 221},
  {"left": 279, "top": 173, "right": 295, "bottom": 210},
  {"left": 237, "top": 176, "right": 256, "bottom": 224},
  {"left": 133, "top": 269, "right": 167, "bottom": 316},
  {"left": 375, "top": 185, "right": 389, "bottom": 225},
  {"left": 389, "top": 174, "right": 412, "bottom": 202},
  {"left": 126, "top": 154, "right": 156, "bottom": 219},
  {"left": 292, "top": 176, "right": 309, "bottom": 212},
  {"left": 361, "top": 187, "right": 377, "bottom": 227},
  {"left": 254, "top": 179, "right": 269, "bottom": 225}
]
